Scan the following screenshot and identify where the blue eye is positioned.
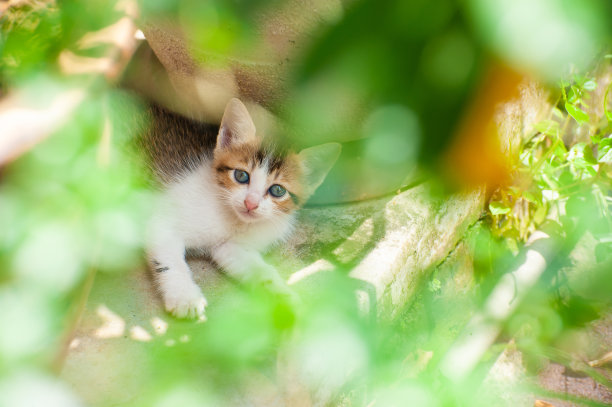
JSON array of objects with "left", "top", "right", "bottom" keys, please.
[
  {"left": 269, "top": 184, "right": 286, "bottom": 198},
  {"left": 234, "top": 169, "right": 249, "bottom": 184}
]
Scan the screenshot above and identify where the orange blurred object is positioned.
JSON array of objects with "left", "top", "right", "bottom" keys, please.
[{"left": 444, "top": 61, "right": 525, "bottom": 189}]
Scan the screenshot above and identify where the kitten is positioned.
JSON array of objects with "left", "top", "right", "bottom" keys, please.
[{"left": 144, "top": 98, "right": 340, "bottom": 318}]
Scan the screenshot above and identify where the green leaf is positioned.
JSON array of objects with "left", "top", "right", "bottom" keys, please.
[
  {"left": 551, "top": 107, "right": 565, "bottom": 119},
  {"left": 534, "top": 203, "right": 548, "bottom": 224},
  {"left": 565, "top": 102, "right": 589, "bottom": 125},
  {"left": 598, "top": 145, "right": 612, "bottom": 163},
  {"left": 569, "top": 143, "right": 598, "bottom": 168},
  {"left": 558, "top": 169, "right": 575, "bottom": 189},
  {"left": 508, "top": 186, "right": 521, "bottom": 196},
  {"left": 504, "top": 236, "right": 519, "bottom": 254},
  {"left": 553, "top": 141, "right": 568, "bottom": 158},
  {"left": 599, "top": 137, "right": 612, "bottom": 148},
  {"left": 522, "top": 191, "right": 538, "bottom": 203},
  {"left": 605, "top": 83, "right": 612, "bottom": 123},
  {"left": 591, "top": 133, "right": 602, "bottom": 144},
  {"left": 557, "top": 296, "right": 600, "bottom": 328},
  {"left": 585, "top": 166, "right": 598, "bottom": 177},
  {"left": 583, "top": 145, "right": 598, "bottom": 164},
  {"left": 568, "top": 86, "right": 580, "bottom": 104},
  {"left": 542, "top": 173, "right": 560, "bottom": 189},
  {"left": 534, "top": 120, "right": 559, "bottom": 137},
  {"left": 583, "top": 80, "right": 597, "bottom": 91},
  {"left": 519, "top": 150, "right": 532, "bottom": 166},
  {"left": 489, "top": 201, "right": 511, "bottom": 215}
]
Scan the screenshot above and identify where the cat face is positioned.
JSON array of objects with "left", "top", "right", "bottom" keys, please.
[
  {"left": 212, "top": 98, "right": 340, "bottom": 224},
  {"left": 213, "top": 143, "right": 301, "bottom": 223}
]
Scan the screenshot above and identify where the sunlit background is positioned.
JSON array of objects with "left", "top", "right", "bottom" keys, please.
[{"left": 1, "top": 0, "right": 611, "bottom": 406}]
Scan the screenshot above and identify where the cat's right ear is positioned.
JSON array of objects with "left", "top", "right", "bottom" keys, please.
[
  {"left": 298, "top": 142, "right": 341, "bottom": 200},
  {"left": 216, "top": 98, "right": 257, "bottom": 150}
]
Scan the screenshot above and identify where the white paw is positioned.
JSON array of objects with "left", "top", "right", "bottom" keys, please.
[{"left": 162, "top": 280, "right": 208, "bottom": 320}]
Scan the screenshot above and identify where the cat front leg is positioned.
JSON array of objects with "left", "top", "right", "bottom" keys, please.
[
  {"left": 147, "top": 226, "right": 207, "bottom": 319},
  {"left": 211, "top": 241, "right": 293, "bottom": 297}
]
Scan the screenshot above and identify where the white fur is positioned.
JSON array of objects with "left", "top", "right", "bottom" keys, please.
[{"left": 147, "top": 158, "right": 295, "bottom": 319}]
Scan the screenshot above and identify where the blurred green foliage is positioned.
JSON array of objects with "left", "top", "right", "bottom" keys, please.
[
  {"left": 0, "top": 2, "right": 61, "bottom": 83},
  {"left": 488, "top": 71, "right": 612, "bottom": 243},
  {"left": 1, "top": 0, "right": 612, "bottom": 406},
  {"left": 486, "top": 71, "right": 612, "bottom": 397}
]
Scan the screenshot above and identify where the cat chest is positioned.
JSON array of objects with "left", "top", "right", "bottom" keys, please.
[
  {"left": 179, "top": 216, "right": 283, "bottom": 253},
  {"left": 177, "top": 211, "right": 233, "bottom": 248}
]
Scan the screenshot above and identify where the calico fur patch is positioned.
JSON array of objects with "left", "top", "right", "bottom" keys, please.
[{"left": 213, "top": 141, "right": 304, "bottom": 213}]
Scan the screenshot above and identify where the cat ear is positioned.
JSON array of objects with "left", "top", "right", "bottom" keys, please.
[
  {"left": 217, "top": 98, "right": 257, "bottom": 149},
  {"left": 298, "top": 143, "right": 341, "bottom": 199}
]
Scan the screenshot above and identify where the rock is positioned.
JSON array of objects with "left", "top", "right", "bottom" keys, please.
[{"left": 274, "top": 183, "right": 484, "bottom": 318}]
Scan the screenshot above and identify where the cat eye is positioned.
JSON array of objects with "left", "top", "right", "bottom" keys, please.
[
  {"left": 268, "top": 184, "right": 286, "bottom": 198},
  {"left": 234, "top": 169, "right": 249, "bottom": 184}
]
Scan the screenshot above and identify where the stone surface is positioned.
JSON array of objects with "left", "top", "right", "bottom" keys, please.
[
  {"left": 139, "top": 0, "right": 344, "bottom": 113},
  {"left": 276, "top": 184, "right": 484, "bottom": 317},
  {"left": 538, "top": 361, "right": 612, "bottom": 406},
  {"left": 60, "top": 259, "right": 227, "bottom": 407},
  {"left": 536, "top": 314, "right": 612, "bottom": 406},
  {"left": 481, "top": 343, "right": 533, "bottom": 406},
  {"left": 481, "top": 316, "right": 612, "bottom": 407}
]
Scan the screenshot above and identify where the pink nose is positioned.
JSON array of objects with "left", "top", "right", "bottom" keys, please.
[{"left": 244, "top": 197, "right": 259, "bottom": 211}]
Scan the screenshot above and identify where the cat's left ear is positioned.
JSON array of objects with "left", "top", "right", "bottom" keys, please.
[
  {"left": 298, "top": 143, "right": 341, "bottom": 199},
  {"left": 216, "top": 98, "right": 257, "bottom": 149}
]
